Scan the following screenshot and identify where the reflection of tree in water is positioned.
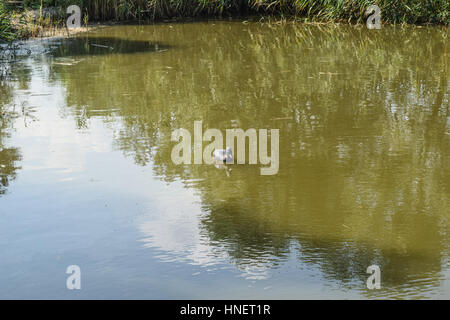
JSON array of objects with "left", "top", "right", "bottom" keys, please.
[
  {"left": 0, "top": 70, "right": 22, "bottom": 196},
  {"left": 52, "top": 24, "right": 449, "bottom": 295}
]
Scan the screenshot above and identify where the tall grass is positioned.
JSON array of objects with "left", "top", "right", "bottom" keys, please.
[
  {"left": 15, "top": 0, "right": 450, "bottom": 24},
  {"left": 0, "top": 2, "right": 16, "bottom": 42}
]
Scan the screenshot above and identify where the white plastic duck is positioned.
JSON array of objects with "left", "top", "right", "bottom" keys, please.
[{"left": 213, "top": 147, "right": 233, "bottom": 163}]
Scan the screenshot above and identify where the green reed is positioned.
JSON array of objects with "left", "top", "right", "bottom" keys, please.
[
  {"left": 13, "top": 0, "right": 450, "bottom": 24},
  {"left": 1, "top": 0, "right": 448, "bottom": 41}
]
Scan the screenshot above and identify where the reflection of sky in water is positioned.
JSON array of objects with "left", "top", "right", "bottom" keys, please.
[{"left": 138, "top": 182, "right": 227, "bottom": 266}]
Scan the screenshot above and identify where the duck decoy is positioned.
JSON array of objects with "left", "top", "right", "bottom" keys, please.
[{"left": 213, "top": 147, "right": 233, "bottom": 163}]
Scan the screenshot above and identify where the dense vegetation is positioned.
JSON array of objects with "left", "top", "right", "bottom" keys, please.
[
  {"left": 1, "top": 1, "right": 17, "bottom": 41},
  {"left": 49, "top": 24, "right": 448, "bottom": 286},
  {"left": 1, "top": 0, "right": 449, "bottom": 41}
]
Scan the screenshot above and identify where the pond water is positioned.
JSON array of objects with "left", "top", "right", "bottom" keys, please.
[{"left": 0, "top": 21, "right": 449, "bottom": 299}]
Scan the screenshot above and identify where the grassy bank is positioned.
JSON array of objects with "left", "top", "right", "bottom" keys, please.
[
  {"left": 1, "top": 0, "right": 449, "bottom": 41},
  {"left": 1, "top": 1, "right": 17, "bottom": 41}
]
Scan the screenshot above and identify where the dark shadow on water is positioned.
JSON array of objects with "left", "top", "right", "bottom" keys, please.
[{"left": 46, "top": 37, "right": 171, "bottom": 58}]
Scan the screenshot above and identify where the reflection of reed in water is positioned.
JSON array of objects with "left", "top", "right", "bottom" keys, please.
[{"left": 48, "top": 23, "right": 449, "bottom": 297}]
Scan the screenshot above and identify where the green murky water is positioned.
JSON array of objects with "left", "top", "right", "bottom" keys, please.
[{"left": 0, "top": 21, "right": 449, "bottom": 299}]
